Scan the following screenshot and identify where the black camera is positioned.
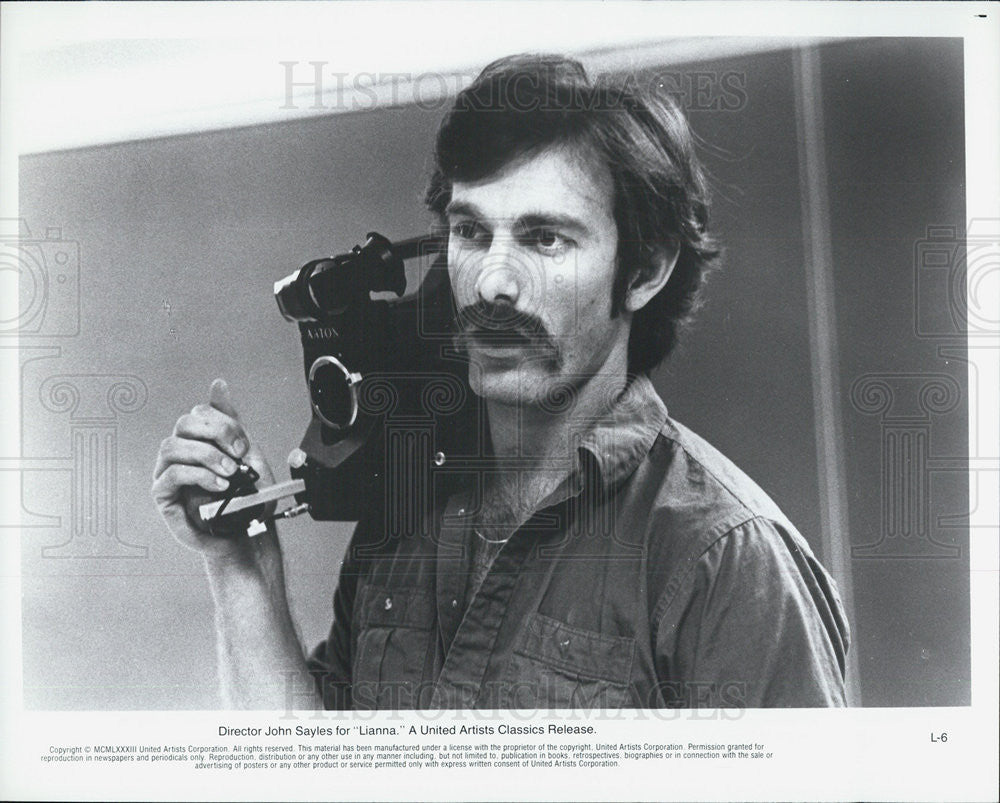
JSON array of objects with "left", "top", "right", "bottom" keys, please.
[
  {"left": 273, "top": 232, "right": 480, "bottom": 522},
  {"left": 275, "top": 232, "right": 424, "bottom": 432}
]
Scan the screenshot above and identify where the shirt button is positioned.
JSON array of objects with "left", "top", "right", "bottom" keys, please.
[
  {"left": 433, "top": 451, "right": 446, "bottom": 466},
  {"left": 384, "top": 597, "right": 393, "bottom": 611}
]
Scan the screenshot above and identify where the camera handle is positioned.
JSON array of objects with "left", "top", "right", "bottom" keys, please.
[{"left": 198, "top": 450, "right": 314, "bottom": 536}]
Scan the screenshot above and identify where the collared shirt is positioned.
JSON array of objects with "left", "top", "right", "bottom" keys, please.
[{"left": 307, "top": 375, "right": 850, "bottom": 709}]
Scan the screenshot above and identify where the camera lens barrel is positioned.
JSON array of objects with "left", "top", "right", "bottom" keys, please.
[
  {"left": 273, "top": 232, "right": 411, "bottom": 323},
  {"left": 275, "top": 258, "right": 325, "bottom": 322},
  {"left": 308, "top": 355, "right": 363, "bottom": 431}
]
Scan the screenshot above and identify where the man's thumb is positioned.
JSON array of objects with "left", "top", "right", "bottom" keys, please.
[{"left": 209, "top": 378, "right": 240, "bottom": 419}]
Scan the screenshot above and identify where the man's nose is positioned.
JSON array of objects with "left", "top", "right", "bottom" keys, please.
[{"left": 475, "top": 240, "right": 526, "bottom": 306}]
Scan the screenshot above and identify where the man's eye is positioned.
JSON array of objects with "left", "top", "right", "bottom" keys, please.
[
  {"left": 525, "top": 229, "right": 571, "bottom": 252},
  {"left": 450, "top": 221, "right": 489, "bottom": 243}
]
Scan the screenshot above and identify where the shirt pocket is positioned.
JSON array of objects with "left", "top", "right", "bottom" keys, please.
[
  {"left": 352, "top": 582, "right": 435, "bottom": 709},
  {"left": 502, "top": 612, "right": 636, "bottom": 709}
]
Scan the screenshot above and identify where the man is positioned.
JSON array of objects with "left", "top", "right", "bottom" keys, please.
[{"left": 152, "top": 55, "right": 849, "bottom": 709}]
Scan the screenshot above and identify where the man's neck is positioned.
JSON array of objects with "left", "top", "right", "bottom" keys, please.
[
  {"left": 478, "top": 368, "right": 627, "bottom": 529},
  {"left": 486, "top": 386, "right": 614, "bottom": 462}
]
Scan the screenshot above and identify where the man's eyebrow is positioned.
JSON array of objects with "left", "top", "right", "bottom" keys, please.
[
  {"left": 444, "top": 200, "right": 480, "bottom": 219},
  {"left": 445, "top": 202, "right": 591, "bottom": 236},
  {"left": 518, "top": 213, "right": 590, "bottom": 236}
]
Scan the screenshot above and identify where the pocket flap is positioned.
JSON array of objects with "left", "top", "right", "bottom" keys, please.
[
  {"left": 515, "top": 613, "right": 634, "bottom": 683},
  {"left": 359, "top": 583, "right": 434, "bottom": 629}
]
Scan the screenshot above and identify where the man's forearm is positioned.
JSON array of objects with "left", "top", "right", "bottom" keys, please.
[{"left": 204, "top": 546, "right": 323, "bottom": 710}]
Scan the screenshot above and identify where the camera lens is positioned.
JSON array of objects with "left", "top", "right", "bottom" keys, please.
[
  {"left": 274, "top": 258, "right": 343, "bottom": 322},
  {"left": 274, "top": 269, "right": 308, "bottom": 321},
  {"left": 308, "top": 355, "right": 362, "bottom": 430}
]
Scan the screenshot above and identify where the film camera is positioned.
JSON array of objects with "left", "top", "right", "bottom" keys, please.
[{"left": 200, "top": 232, "right": 479, "bottom": 535}]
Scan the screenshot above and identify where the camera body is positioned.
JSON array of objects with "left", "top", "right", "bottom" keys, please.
[{"left": 276, "top": 233, "right": 479, "bottom": 521}]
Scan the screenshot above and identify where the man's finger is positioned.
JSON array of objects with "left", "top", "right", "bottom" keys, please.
[
  {"left": 152, "top": 464, "right": 230, "bottom": 499},
  {"left": 209, "top": 378, "right": 240, "bottom": 420},
  {"left": 173, "top": 407, "right": 247, "bottom": 459},
  {"left": 154, "top": 436, "right": 239, "bottom": 481}
]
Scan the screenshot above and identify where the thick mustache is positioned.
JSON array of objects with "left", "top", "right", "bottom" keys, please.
[{"left": 455, "top": 301, "right": 550, "bottom": 343}]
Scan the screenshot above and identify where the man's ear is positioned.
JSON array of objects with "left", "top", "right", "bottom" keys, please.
[{"left": 625, "top": 243, "right": 680, "bottom": 312}]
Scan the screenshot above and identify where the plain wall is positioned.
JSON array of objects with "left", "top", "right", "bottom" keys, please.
[
  {"left": 17, "top": 39, "right": 967, "bottom": 708},
  {"left": 821, "top": 38, "right": 969, "bottom": 706}
]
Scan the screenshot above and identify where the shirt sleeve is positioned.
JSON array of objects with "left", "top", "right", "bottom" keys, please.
[{"left": 653, "top": 516, "right": 850, "bottom": 707}]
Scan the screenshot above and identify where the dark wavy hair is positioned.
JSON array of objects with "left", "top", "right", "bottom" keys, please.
[{"left": 425, "top": 54, "right": 720, "bottom": 374}]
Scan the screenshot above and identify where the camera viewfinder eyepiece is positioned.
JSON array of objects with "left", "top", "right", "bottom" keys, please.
[{"left": 275, "top": 232, "right": 423, "bottom": 323}]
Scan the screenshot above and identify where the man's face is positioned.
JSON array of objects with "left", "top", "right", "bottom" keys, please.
[{"left": 446, "top": 145, "right": 630, "bottom": 407}]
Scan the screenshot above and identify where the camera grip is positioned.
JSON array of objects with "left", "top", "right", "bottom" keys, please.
[{"left": 184, "top": 485, "right": 266, "bottom": 537}]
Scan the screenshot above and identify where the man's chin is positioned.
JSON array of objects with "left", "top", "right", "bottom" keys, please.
[
  {"left": 466, "top": 364, "right": 571, "bottom": 409},
  {"left": 468, "top": 363, "right": 536, "bottom": 405}
]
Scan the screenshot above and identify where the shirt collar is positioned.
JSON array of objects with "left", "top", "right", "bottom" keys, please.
[
  {"left": 532, "top": 373, "right": 668, "bottom": 510},
  {"left": 571, "top": 373, "right": 668, "bottom": 495},
  {"left": 443, "top": 374, "right": 668, "bottom": 515}
]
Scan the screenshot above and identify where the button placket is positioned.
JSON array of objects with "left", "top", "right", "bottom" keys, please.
[
  {"left": 435, "top": 493, "right": 475, "bottom": 659},
  {"left": 435, "top": 532, "right": 530, "bottom": 706}
]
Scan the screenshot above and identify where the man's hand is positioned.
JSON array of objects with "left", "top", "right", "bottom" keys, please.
[
  {"left": 151, "top": 378, "right": 319, "bottom": 709},
  {"left": 152, "top": 378, "right": 276, "bottom": 562}
]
